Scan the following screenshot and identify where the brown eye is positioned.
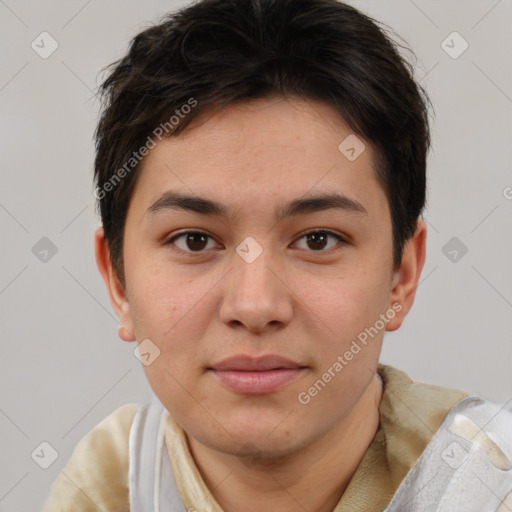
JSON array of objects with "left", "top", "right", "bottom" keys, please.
[
  {"left": 166, "top": 231, "right": 217, "bottom": 252},
  {"left": 184, "top": 233, "right": 209, "bottom": 251},
  {"left": 306, "top": 232, "right": 329, "bottom": 250},
  {"left": 294, "top": 230, "right": 345, "bottom": 252}
]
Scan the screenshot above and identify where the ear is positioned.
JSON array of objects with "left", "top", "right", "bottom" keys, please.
[
  {"left": 386, "top": 219, "right": 427, "bottom": 331},
  {"left": 94, "top": 226, "right": 135, "bottom": 342}
]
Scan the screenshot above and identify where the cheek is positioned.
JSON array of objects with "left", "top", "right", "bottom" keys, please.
[
  {"left": 127, "top": 254, "right": 209, "bottom": 336},
  {"left": 294, "top": 265, "right": 392, "bottom": 341}
]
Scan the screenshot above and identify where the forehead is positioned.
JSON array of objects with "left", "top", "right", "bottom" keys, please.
[{"left": 128, "top": 95, "right": 386, "bottom": 221}]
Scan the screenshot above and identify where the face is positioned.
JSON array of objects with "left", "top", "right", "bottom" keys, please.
[{"left": 97, "top": 95, "right": 420, "bottom": 459}]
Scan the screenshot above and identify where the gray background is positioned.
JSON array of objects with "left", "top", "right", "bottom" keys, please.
[{"left": 0, "top": 0, "right": 511, "bottom": 510}]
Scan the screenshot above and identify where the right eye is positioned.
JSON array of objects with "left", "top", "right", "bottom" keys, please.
[{"left": 164, "top": 231, "right": 221, "bottom": 253}]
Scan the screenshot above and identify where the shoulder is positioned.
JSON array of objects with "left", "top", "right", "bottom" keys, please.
[
  {"left": 376, "top": 364, "right": 472, "bottom": 470},
  {"left": 378, "top": 363, "right": 471, "bottom": 427},
  {"left": 43, "top": 403, "right": 140, "bottom": 512},
  {"left": 379, "top": 373, "right": 512, "bottom": 509}
]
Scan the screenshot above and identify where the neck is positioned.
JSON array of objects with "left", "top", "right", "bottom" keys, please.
[{"left": 187, "top": 373, "right": 383, "bottom": 512}]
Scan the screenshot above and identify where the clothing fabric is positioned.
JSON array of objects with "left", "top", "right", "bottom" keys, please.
[
  {"left": 383, "top": 395, "right": 512, "bottom": 511},
  {"left": 43, "top": 364, "right": 472, "bottom": 511},
  {"left": 127, "top": 394, "right": 512, "bottom": 511}
]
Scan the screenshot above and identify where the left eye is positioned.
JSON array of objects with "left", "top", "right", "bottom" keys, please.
[
  {"left": 165, "top": 230, "right": 345, "bottom": 253},
  {"left": 293, "top": 230, "right": 345, "bottom": 252}
]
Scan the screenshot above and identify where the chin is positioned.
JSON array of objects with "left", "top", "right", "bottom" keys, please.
[{"left": 210, "top": 434, "right": 307, "bottom": 463}]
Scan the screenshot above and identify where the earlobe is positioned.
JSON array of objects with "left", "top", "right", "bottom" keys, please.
[
  {"left": 94, "top": 226, "right": 136, "bottom": 342},
  {"left": 118, "top": 301, "right": 136, "bottom": 342},
  {"left": 386, "top": 219, "right": 427, "bottom": 332}
]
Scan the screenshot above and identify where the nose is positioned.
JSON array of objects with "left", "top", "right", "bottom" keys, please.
[{"left": 219, "top": 242, "right": 294, "bottom": 334}]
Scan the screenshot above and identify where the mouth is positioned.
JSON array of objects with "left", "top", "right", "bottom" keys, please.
[{"left": 207, "top": 354, "right": 308, "bottom": 395}]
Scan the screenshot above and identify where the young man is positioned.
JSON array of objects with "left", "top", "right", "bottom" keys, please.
[{"left": 43, "top": 0, "right": 512, "bottom": 510}]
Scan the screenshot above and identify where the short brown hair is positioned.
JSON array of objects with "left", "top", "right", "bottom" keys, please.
[{"left": 94, "top": 0, "right": 432, "bottom": 284}]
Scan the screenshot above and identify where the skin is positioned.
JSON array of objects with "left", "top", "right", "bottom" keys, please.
[{"left": 95, "top": 95, "right": 426, "bottom": 512}]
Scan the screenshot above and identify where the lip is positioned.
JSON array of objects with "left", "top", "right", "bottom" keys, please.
[
  {"left": 209, "top": 354, "right": 304, "bottom": 371},
  {"left": 208, "top": 354, "right": 307, "bottom": 395}
]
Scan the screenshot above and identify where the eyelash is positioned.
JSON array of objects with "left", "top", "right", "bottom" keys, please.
[{"left": 163, "top": 229, "right": 348, "bottom": 255}]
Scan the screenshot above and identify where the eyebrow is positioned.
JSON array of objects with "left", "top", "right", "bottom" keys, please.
[{"left": 146, "top": 190, "right": 367, "bottom": 219}]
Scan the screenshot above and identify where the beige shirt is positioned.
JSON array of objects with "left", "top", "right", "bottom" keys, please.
[{"left": 43, "top": 364, "right": 470, "bottom": 511}]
